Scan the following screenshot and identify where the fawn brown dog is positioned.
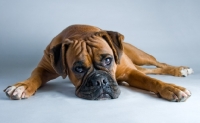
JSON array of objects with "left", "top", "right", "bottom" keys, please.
[{"left": 4, "top": 25, "right": 193, "bottom": 101}]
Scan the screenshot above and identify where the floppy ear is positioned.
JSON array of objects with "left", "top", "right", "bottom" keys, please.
[
  {"left": 95, "top": 31, "right": 124, "bottom": 64},
  {"left": 49, "top": 40, "right": 71, "bottom": 79},
  {"left": 106, "top": 31, "right": 124, "bottom": 63}
]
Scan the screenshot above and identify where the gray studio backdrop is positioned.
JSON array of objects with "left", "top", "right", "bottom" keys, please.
[{"left": 1, "top": 0, "right": 199, "bottom": 76}]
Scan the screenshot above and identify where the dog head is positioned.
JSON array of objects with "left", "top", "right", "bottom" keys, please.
[{"left": 49, "top": 31, "right": 124, "bottom": 100}]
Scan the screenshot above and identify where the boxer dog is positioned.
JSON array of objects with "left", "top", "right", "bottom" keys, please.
[{"left": 4, "top": 25, "right": 193, "bottom": 101}]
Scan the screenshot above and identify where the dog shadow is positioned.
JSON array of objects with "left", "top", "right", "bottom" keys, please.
[
  {"left": 39, "top": 81, "right": 159, "bottom": 99},
  {"left": 118, "top": 82, "right": 159, "bottom": 100},
  {"left": 37, "top": 80, "right": 77, "bottom": 98}
]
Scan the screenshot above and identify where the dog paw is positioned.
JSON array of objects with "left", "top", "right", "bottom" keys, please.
[
  {"left": 180, "top": 67, "right": 194, "bottom": 77},
  {"left": 4, "top": 86, "right": 26, "bottom": 99},
  {"left": 157, "top": 84, "right": 191, "bottom": 102},
  {"left": 4, "top": 83, "right": 36, "bottom": 100},
  {"left": 171, "top": 90, "right": 191, "bottom": 102}
]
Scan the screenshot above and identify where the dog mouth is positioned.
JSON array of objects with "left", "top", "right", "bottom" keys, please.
[
  {"left": 75, "top": 70, "right": 121, "bottom": 100},
  {"left": 95, "top": 93, "right": 112, "bottom": 100}
]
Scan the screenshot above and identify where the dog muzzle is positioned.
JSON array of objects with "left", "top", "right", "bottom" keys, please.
[{"left": 75, "top": 70, "right": 121, "bottom": 100}]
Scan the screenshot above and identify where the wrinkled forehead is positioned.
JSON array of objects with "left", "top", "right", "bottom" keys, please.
[
  {"left": 86, "top": 36, "right": 113, "bottom": 56},
  {"left": 66, "top": 36, "right": 113, "bottom": 65}
]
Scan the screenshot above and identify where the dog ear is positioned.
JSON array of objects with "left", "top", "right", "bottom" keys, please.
[
  {"left": 106, "top": 31, "right": 124, "bottom": 64},
  {"left": 95, "top": 31, "right": 124, "bottom": 64},
  {"left": 49, "top": 40, "right": 71, "bottom": 79}
]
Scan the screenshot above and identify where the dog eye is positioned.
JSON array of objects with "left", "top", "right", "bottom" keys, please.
[
  {"left": 75, "top": 66, "right": 84, "bottom": 73},
  {"left": 105, "top": 58, "right": 112, "bottom": 65}
]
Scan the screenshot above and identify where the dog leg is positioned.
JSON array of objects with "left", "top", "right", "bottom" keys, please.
[
  {"left": 135, "top": 65, "right": 193, "bottom": 77},
  {"left": 124, "top": 68, "right": 191, "bottom": 102},
  {"left": 4, "top": 56, "right": 59, "bottom": 100},
  {"left": 123, "top": 42, "right": 193, "bottom": 77}
]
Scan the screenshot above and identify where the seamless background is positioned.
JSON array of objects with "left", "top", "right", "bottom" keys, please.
[{"left": 0, "top": 1, "right": 200, "bottom": 123}]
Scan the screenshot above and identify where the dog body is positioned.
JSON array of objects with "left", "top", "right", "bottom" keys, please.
[{"left": 4, "top": 25, "right": 193, "bottom": 101}]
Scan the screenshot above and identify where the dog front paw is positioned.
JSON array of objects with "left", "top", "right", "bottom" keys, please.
[
  {"left": 157, "top": 83, "right": 191, "bottom": 102},
  {"left": 4, "top": 82, "right": 36, "bottom": 100}
]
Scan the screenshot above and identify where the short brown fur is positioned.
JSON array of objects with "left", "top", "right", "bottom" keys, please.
[{"left": 4, "top": 25, "right": 192, "bottom": 101}]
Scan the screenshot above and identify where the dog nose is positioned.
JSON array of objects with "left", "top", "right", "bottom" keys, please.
[
  {"left": 86, "top": 74, "right": 108, "bottom": 87},
  {"left": 96, "top": 78, "right": 108, "bottom": 86}
]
